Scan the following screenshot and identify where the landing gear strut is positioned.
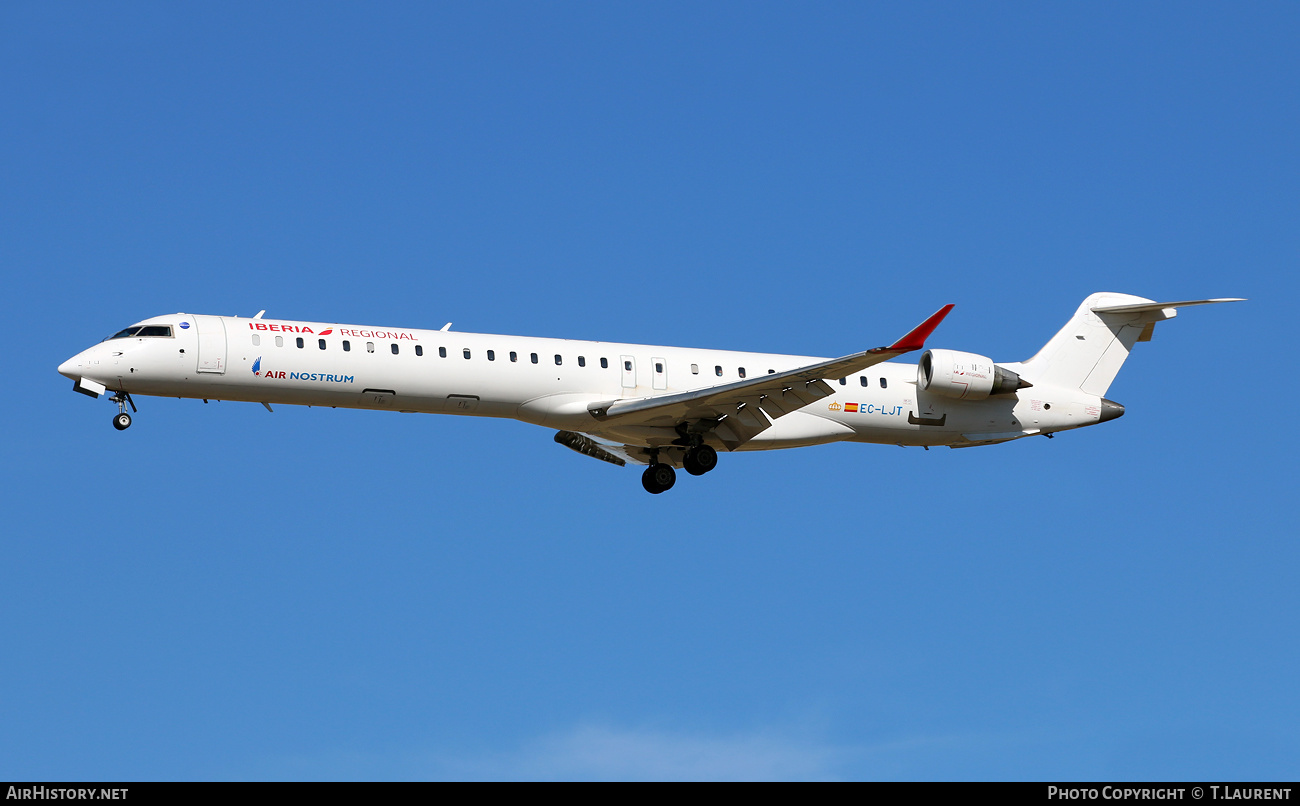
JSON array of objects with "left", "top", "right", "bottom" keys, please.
[
  {"left": 641, "top": 463, "right": 676, "bottom": 494},
  {"left": 683, "top": 444, "right": 717, "bottom": 476},
  {"left": 110, "top": 391, "right": 136, "bottom": 431}
]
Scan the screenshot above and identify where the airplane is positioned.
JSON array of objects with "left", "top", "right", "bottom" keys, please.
[{"left": 57, "top": 292, "right": 1241, "bottom": 494}]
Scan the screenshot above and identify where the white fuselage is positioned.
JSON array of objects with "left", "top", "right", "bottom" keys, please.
[{"left": 58, "top": 312, "right": 1107, "bottom": 451}]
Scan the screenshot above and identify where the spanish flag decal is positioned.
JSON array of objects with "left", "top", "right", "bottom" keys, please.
[{"left": 844, "top": 403, "right": 859, "bottom": 413}]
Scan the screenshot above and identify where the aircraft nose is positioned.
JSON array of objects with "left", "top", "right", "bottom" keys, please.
[{"left": 58, "top": 355, "right": 81, "bottom": 379}]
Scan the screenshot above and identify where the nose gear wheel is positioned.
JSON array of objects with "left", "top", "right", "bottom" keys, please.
[{"left": 109, "top": 391, "right": 137, "bottom": 431}]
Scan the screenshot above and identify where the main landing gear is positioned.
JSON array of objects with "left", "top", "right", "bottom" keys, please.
[
  {"left": 640, "top": 443, "right": 719, "bottom": 494},
  {"left": 642, "top": 463, "right": 676, "bottom": 495},
  {"left": 110, "top": 391, "right": 136, "bottom": 431},
  {"left": 683, "top": 444, "right": 717, "bottom": 476}
]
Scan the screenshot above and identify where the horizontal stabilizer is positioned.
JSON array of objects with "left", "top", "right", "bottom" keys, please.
[{"left": 1091, "top": 298, "right": 1245, "bottom": 315}]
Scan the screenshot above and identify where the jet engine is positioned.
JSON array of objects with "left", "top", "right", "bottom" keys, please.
[{"left": 916, "top": 349, "right": 1030, "bottom": 400}]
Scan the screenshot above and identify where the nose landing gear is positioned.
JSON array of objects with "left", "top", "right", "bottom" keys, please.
[{"left": 110, "top": 391, "right": 137, "bottom": 431}]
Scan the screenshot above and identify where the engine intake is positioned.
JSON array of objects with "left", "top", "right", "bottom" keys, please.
[{"left": 917, "top": 349, "right": 1030, "bottom": 400}]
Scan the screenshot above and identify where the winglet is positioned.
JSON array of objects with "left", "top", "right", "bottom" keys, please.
[{"left": 888, "top": 304, "right": 955, "bottom": 352}]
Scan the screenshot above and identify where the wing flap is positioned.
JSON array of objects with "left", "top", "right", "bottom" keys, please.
[{"left": 732, "top": 402, "right": 769, "bottom": 430}]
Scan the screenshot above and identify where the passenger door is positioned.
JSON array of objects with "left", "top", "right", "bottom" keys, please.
[{"left": 192, "top": 315, "right": 226, "bottom": 374}]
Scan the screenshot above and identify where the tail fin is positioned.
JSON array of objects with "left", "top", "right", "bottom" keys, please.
[{"left": 1019, "top": 293, "right": 1243, "bottom": 396}]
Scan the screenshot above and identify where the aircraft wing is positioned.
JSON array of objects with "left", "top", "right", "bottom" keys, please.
[{"left": 586, "top": 304, "right": 954, "bottom": 449}]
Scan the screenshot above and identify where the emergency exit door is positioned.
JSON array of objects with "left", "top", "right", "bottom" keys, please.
[{"left": 620, "top": 355, "right": 636, "bottom": 389}]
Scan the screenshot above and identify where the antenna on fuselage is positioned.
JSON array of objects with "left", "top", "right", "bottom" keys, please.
[
  {"left": 254, "top": 310, "right": 266, "bottom": 319},
  {"left": 440, "top": 322, "right": 452, "bottom": 331}
]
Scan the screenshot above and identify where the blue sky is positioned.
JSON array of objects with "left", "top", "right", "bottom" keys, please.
[{"left": 1, "top": 2, "right": 1295, "bottom": 781}]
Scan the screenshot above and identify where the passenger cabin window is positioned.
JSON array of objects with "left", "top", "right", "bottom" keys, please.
[
  {"left": 839, "top": 378, "right": 846, "bottom": 386},
  {"left": 554, "top": 354, "right": 562, "bottom": 366},
  {"left": 531, "top": 353, "right": 539, "bottom": 364},
  {"left": 600, "top": 357, "right": 608, "bottom": 369},
  {"left": 510, "top": 351, "right": 518, "bottom": 362},
  {"left": 343, "top": 340, "right": 351, "bottom": 352},
  {"left": 578, "top": 356, "right": 585, "bottom": 367},
  {"left": 392, "top": 343, "right": 400, "bottom": 355},
  {"left": 275, "top": 336, "right": 284, "bottom": 348},
  {"left": 438, "top": 346, "right": 447, "bottom": 358},
  {"left": 691, "top": 364, "right": 699, "bottom": 374},
  {"left": 319, "top": 339, "right": 327, "bottom": 350},
  {"left": 880, "top": 377, "right": 887, "bottom": 388},
  {"left": 414, "top": 345, "right": 422, "bottom": 356},
  {"left": 860, "top": 376, "right": 868, "bottom": 386},
  {"left": 252, "top": 334, "right": 261, "bottom": 346},
  {"left": 487, "top": 350, "right": 495, "bottom": 361},
  {"left": 738, "top": 367, "right": 746, "bottom": 378},
  {"left": 366, "top": 342, "right": 375, "bottom": 353},
  {"left": 463, "top": 348, "right": 471, "bottom": 359},
  {"left": 715, "top": 365, "right": 723, "bottom": 376},
  {"left": 296, "top": 337, "right": 304, "bottom": 348}
]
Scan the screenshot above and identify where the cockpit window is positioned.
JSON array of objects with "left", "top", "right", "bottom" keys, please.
[{"left": 106, "top": 325, "right": 173, "bottom": 340}]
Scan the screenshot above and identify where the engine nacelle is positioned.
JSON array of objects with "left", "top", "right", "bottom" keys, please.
[{"left": 917, "top": 349, "right": 1029, "bottom": 400}]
